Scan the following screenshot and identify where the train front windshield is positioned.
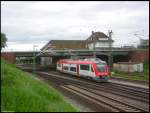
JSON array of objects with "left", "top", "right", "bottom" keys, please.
[{"left": 96, "top": 63, "right": 106, "bottom": 72}]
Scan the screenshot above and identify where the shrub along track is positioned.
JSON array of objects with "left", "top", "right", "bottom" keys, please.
[{"left": 20, "top": 67, "right": 149, "bottom": 112}]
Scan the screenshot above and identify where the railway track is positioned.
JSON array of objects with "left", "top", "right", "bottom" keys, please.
[
  {"left": 34, "top": 71, "right": 149, "bottom": 112},
  {"left": 103, "top": 83, "right": 149, "bottom": 94},
  {"left": 51, "top": 71, "right": 149, "bottom": 92},
  {"left": 61, "top": 85, "right": 145, "bottom": 112},
  {"left": 47, "top": 71, "right": 149, "bottom": 102}
]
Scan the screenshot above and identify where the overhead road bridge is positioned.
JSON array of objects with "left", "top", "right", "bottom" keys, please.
[
  {"left": 36, "top": 48, "right": 140, "bottom": 57},
  {"left": 13, "top": 51, "right": 40, "bottom": 57},
  {"left": 12, "top": 48, "right": 146, "bottom": 57},
  {"left": 2, "top": 48, "right": 148, "bottom": 64}
]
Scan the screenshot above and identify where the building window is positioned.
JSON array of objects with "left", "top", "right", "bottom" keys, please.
[
  {"left": 80, "top": 64, "right": 90, "bottom": 71},
  {"left": 64, "top": 66, "right": 69, "bottom": 70},
  {"left": 96, "top": 63, "right": 106, "bottom": 72},
  {"left": 70, "top": 67, "right": 76, "bottom": 72}
]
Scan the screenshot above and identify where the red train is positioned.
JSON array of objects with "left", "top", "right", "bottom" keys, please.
[{"left": 56, "top": 58, "right": 109, "bottom": 82}]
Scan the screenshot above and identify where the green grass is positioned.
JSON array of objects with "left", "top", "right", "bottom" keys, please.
[
  {"left": 1, "top": 59, "right": 78, "bottom": 112},
  {"left": 111, "top": 61, "right": 149, "bottom": 82}
]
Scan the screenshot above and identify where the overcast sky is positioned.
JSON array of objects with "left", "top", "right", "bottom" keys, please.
[{"left": 1, "top": 1, "right": 149, "bottom": 51}]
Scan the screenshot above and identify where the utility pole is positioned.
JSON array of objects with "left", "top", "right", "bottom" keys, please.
[
  {"left": 33, "top": 45, "right": 37, "bottom": 76},
  {"left": 92, "top": 31, "right": 96, "bottom": 58},
  {"left": 68, "top": 49, "right": 72, "bottom": 59},
  {"left": 108, "top": 30, "right": 113, "bottom": 74}
]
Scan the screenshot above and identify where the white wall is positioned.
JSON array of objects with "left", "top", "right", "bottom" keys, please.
[
  {"left": 88, "top": 42, "right": 110, "bottom": 49},
  {"left": 88, "top": 43, "right": 94, "bottom": 50},
  {"left": 133, "top": 63, "right": 143, "bottom": 72},
  {"left": 95, "top": 42, "right": 109, "bottom": 48},
  {"left": 113, "top": 63, "right": 143, "bottom": 72},
  {"left": 41, "top": 57, "right": 52, "bottom": 66},
  {"left": 98, "top": 38, "right": 108, "bottom": 40}
]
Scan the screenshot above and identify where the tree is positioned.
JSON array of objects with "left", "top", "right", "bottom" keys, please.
[{"left": 1, "top": 32, "right": 7, "bottom": 49}]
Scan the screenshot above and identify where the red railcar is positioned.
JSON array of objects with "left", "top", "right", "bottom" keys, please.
[{"left": 57, "top": 58, "right": 109, "bottom": 82}]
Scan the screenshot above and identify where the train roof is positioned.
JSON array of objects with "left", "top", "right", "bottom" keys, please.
[{"left": 58, "top": 58, "right": 106, "bottom": 64}]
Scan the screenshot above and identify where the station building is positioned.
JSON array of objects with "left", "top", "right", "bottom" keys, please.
[
  {"left": 40, "top": 31, "right": 114, "bottom": 66},
  {"left": 41, "top": 31, "right": 113, "bottom": 51}
]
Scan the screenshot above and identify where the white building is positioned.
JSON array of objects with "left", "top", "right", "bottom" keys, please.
[
  {"left": 139, "top": 39, "right": 149, "bottom": 48},
  {"left": 86, "top": 31, "right": 114, "bottom": 50}
]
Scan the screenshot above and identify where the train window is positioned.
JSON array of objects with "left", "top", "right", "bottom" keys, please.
[
  {"left": 96, "top": 63, "right": 106, "bottom": 72},
  {"left": 70, "top": 67, "right": 76, "bottom": 72},
  {"left": 80, "top": 65, "right": 90, "bottom": 71},
  {"left": 64, "top": 66, "right": 68, "bottom": 70}
]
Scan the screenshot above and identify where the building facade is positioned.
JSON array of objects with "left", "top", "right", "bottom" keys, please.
[
  {"left": 1, "top": 52, "right": 16, "bottom": 63},
  {"left": 86, "top": 31, "right": 113, "bottom": 50},
  {"left": 40, "top": 31, "right": 113, "bottom": 66},
  {"left": 138, "top": 39, "right": 149, "bottom": 48},
  {"left": 41, "top": 31, "right": 113, "bottom": 51}
]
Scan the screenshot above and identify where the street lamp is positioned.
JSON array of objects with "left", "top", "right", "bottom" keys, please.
[
  {"left": 33, "top": 45, "right": 38, "bottom": 76},
  {"left": 68, "top": 49, "right": 72, "bottom": 59},
  {"left": 108, "top": 30, "right": 113, "bottom": 74},
  {"left": 92, "top": 31, "right": 96, "bottom": 58}
]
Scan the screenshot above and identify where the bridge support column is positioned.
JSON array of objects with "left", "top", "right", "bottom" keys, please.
[{"left": 41, "top": 57, "right": 52, "bottom": 66}]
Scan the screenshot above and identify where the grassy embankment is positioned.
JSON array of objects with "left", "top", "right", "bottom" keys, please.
[
  {"left": 111, "top": 61, "right": 149, "bottom": 82},
  {"left": 1, "top": 59, "right": 78, "bottom": 112}
]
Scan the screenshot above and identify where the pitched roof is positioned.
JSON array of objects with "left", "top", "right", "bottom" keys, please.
[
  {"left": 41, "top": 40, "right": 86, "bottom": 50},
  {"left": 41, "top": 31, "right": 113, "bottom": 50},
  {"left": 50, "top": 40, "right": 85, "bottom": 43},
  {"left": 86, "top": 31, "right": 109, "bottom": 41}
]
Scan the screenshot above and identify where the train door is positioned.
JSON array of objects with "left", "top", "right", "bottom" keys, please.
[
  {"left": 79, "top": 64, "right": 90, "bottom": 77},
  {"left": 62, "top": 63, "right": 63, "bottom": 72},
  {"left": 89, "top": 64, "right": 95, "bottom": 77},
  {"left": 77, "top": 64, "right": 79, "bottom": 76}
]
